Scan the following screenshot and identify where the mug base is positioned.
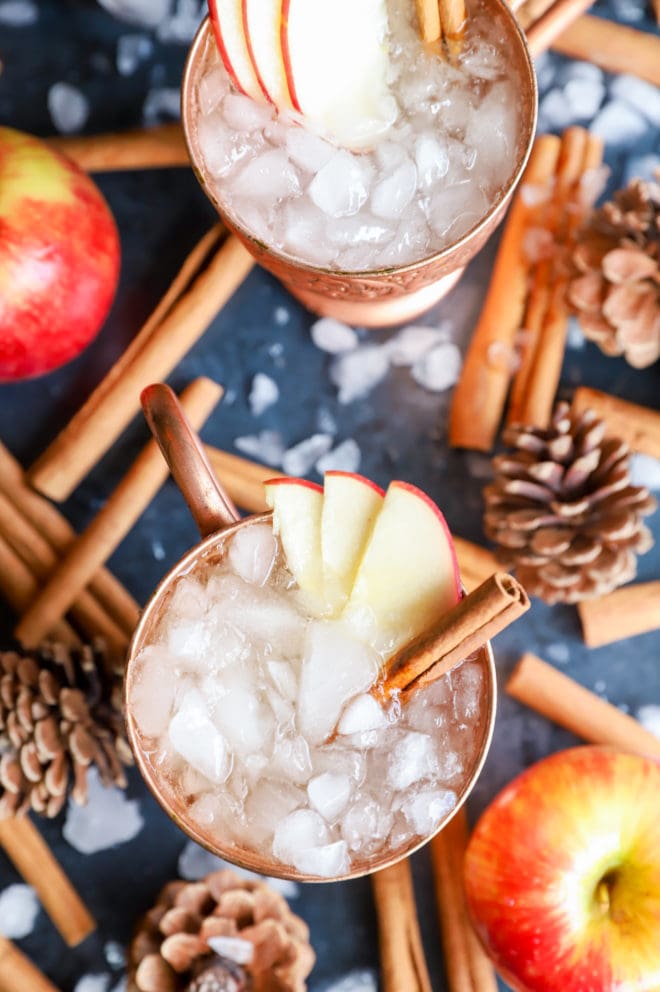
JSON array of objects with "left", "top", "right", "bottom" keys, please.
[{"left": 283, "top": 267, "right": 466, "bottom": 328}]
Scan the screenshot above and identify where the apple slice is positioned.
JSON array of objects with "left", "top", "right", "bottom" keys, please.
[
  {"left": 264, "top": 477, "right": 324, "bottom": 601},
  {"left": 243, "top": 0, "right": 293, "bottom": 110},
  {"left": 209, "top": 0, "right": 263, "bottom": 102},
  {"left": 341, "top": 481, "right": 461, "bottom": 653},
  {"left": 281, "top": 0, "right": 397, "bottom": 150},
  {"left": 321, "top": 471, "right": 385, "bottom": 612}
]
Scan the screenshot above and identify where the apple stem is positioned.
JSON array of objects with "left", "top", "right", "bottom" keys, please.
[{"left": 595, "top": 878, "right": 611, "bottom": 916}]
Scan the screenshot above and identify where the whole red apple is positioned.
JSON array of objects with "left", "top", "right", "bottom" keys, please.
[
  {"left": 464, "top": 746, "right": 660, "bottom": 991},
  {"left": 0, "top": 126, "right": 120, "bottom": 381}
]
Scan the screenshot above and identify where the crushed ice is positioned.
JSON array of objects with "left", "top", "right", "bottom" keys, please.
[
  {"left": 0, "top": 0, "right": 38, "bottom": 26},
  {"left": 282, "top": 434, "right": 333, "bottom": 476},
  {"left": 63, "top": 769, "right": 144, "bottom": 854},
  {"left": 311, "top": 318, "right": 359, "bottom": 355},
  {"left": 48, "top": 82, "right": 89, "bottom": 134},
  {"left": 316, "top": 439, "right": 362, "bottom": 475},
  {"left": 235, "top": 430, "right": 285, "bottom": 466},
  {"left": 249, "top": 373, "right": 279, "bottom": 417},
  {"left": 0, "top": 884, "right": 39, "bottom": 939}
]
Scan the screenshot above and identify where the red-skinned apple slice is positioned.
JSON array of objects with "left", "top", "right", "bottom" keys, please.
[
  {"left": 321, "top": 471, "right": 385, "bottom": 612},
  {"left": 243, "top": 0, "right": 293, "bottom": 109},
  {"left": 341, "top": 481, "right": 461, "bottom": 653},
  {"left": 264, "top": 477, "right": 324, "bottom": 601},
  {"left": 465, "top": 746, "right": 660, "bottom": 992},
  {"left": 281, "top": 0, "right": 396, "bottom": 150},
  {"left": 208, "top": 0, "right": 263, "bottom": 102}
]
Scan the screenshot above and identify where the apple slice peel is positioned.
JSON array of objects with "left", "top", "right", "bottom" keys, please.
[
  {"left": 209, "top": 0, "right": 263, "bottom": 102},
  {"left": 264, "top": 477, "right": 325, "bottom": 602}
]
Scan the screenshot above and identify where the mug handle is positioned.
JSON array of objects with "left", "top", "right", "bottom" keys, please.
[{"left": 141, "top": 382, "right": 240, "bottom": 538}]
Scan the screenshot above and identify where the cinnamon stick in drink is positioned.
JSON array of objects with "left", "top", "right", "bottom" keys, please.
[
  {"left": 0, "top": 935, "right": 60, "bottom": 992},
  {"left": 0, "top": 817, "right": 95, "bottom": 947},
  {"left": 29, "top": 231, "right": 252, "bottom": 501},
  {"left": 415, "top": 0, "right": 441, "bottom": 41},
  {"left": 571, "top": 388, "right": 660, "bottom": 459},
  {"left": 507, "top": 653, "right": 660, "bottom": 761},
  {"left": 371, "top": 859, "right": 433, "bottom": 992},
  {"left": 525, "top": 0, "right": 595, "bottom": 55},
  {"left": 439, "top": 0, "right": 467, "bottom": 41},
  {"left": 15, "top": 379, "right": 223, "bottom": 649},
  {"left": 47, "top": 123, "right": 189, "bottom": 172},
  {"left": 431, "top": 806, "right": 498, "bottom": 992},
  {"left": 379, "top": 573, "right": 529, "bottom": 698},
  {"left": 578, "top": 581, "right": 660, "bottom": 648},
  {"left": 552, "top": 16, "right": 660, "bottom": 87},
  {"left": 448, "top": 135, "right": 561, "bottom": 451}
]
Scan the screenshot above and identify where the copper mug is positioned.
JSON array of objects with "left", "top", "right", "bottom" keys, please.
[
  {"left": 124, "top": 384, "right": 497, "bottom": 881},
  {"left": 180, "top": 3, "right": 538, "bottom": 328}
]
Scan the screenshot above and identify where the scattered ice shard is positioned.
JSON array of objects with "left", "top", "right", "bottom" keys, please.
[
  {"left": 387, "top": 325, "right": 446, "bottom": 366},
  {"left": 143, "top": 87, "right": 181, "bottom": 125},
  {"left": 0, "top": 884, "right": 39, "bottom": 939},
  {"left": 591, "top": 101, "right": 648, "bottom": 148},
  {"left": 156, "top": 0, "right": 205, "bottom": 43},
  {"left": 630, "top": 453, "right": 660, "bottom": 491},
  {"left": 249, "top": 372, "right": 279, "bottom": 417},
  {"left": 282, "top": 433, "right": 333, "bottom": 476},
  {"left": 322, "top": 971, "right": 378, "bottom": 992},
  {"left": 73, "top": 977, "right": 111, "bottom": 992},
  {"left": 63, "top": 769, "right": 144, "bottom": 854},
  {"left": 611, "top": 74, "right": 660, "bottom": 127},
  {"left": 0, "top": 0, "right": 38, "bottom": 26},
  {"left": 97, "top": 0, "right": 170, "bottom": 26},
  {"left": 411, "top": 342, "right": 462, "bottom": 391},
  {"left": 207, "top": 936, "right": 254, "bottom": 965},
  {"left": 48, "top": 82, "right": 89, "bottom": 134},
  {"left": 235, "top": 430, "right": 285, "bottom": 466},
  {"left": 330, "top": 345, "right": 390, "bottom": 404},
  {"left": 637, "top": 705, "right": 660, "bottom": 737},
  {"left": 316, "top": 439, "right": 361, "bottom": 475},
  {"left": 311, "top": 317, "right": 359, "bottom": 355},
  {"left": 116, "top": 34, "right": 153, "bottom": 76}
]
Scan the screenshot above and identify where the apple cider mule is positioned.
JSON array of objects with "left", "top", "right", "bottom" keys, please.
[
  {"left": 190, "top": 0, "right": 527, "bottom": 271},
  {"left": 128, "top": 476, "right": 491, "bottom": 880}
]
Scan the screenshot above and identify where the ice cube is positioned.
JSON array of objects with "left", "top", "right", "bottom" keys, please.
[
  {"left": 248, "top": 372, "right": 279, "bottom": 417},
  {"left": 309, "top": 151, "right": 373, "bottom": 218},
  {"left": 375, "top": 141, "right": 410, "bottom": 171},
  {"left": 0, "top": 884, "right": 38, "bottom": 939},
  {"left": 129, "top": 646, "right": 176, "bottom": 738},
  {"left": 282, "top": 433, "right": 333, "bottom": 476},
  {"left": 197, "top": 113, "right": 246, "bottom": 178},
  {"left": 270, "top": 735, "right": 313, "bottom": 785},
  {"left": 411, "top": 342, "right": 462, "bottom": 392},
  {"left": 279, "top": 200, "right": 339, "bottom": 267},
  {"left": 461, "top": 41, "right": 504, "bottom": 81},
  {"left": 371, "top": 161, "right": 417, "bottom": 219},
  {"left": 267, "top": 660, "right": 298, "bottom": 701},
  {"left": 297, "top": 622, "right": 380, "bottom": 744},
  {"left": 116, "top": 33, "right": 153, "bottom": 75},
  {"left": 387, "top": 325, "right": 445, "bottom": 366},
  {"left": 207, "top": 936, "right": 254, "bottom": 965},
  {"left": 453, "top": 661, "right": 484, "bottom": 722},
  {"left": 610, "top": 74, "right": 660, "bottom": 127},
  {"left": 338, "top": 694, "right": 387, "bottom": 735},
  {"left": 307, "top": 773, "right": 351, "bottom": 821},
  {"left": 213, "top": 686, "right": 274, "bottom": 756},
  {"left": 325, "top": 215, "right": 394, "bottom": 249},
  {"left": 235, "top": 430, "right": 285, "bottom": 466},
  {"left": 228, "top": 523, "right": 277, "bottom": 586},
  {"left": 436, "top": 750, "right": 464, "bottom": 783},
  {"left": 169, "top": 689, "right": 232, "bottom": 783},
  {"left": 48, "top": 82, "right": 89, "bottom": 134},
  {"left": 330, "top": 345, "right": 390, "bottom": 404},
  {"left": 230, "top": 149, "right": 301, "bottom": 200},
  {"left": 198, "top": 65, "right": 230, "bottom": 114},
  {"left": 427, "top": 182, "right": 488, "bottom": 240},
  {"left": 167, "top": 618, "right": 213, "bottom": 664},
  {"left": 341, "top": 796, "right": 392, "bottom": 853},
  {"left": 286, "top": 127, "right": 335, "bottom": 171},
  {"left": 401, "top": 788, "right": 456, "bottom": 834},
  {"left": 310, "top": 317, "right": 359, "bottom": 354},
  {"left": 388, "top": 731, "right": 438, "bottom": 790},
  {"left": 209, "top": 574, "right": 306, "bottom": 657},
  {"left": 591, "top": 101, "right": 648, "bottom": 148},
  {"left": 273, "top": 809, "right": 330, "bottom": 863},
  {"left": 293, "top": 840, "right": 350, "bottom": 878},
  {"left": 63, "top": 768, "right": 143, "bottom": 854},
  {"left": 0, "top": 0, "right": 38, "bottom": 26},
  {"left": 223, "top": 92, "right": 274, "bottom": 131},
  {"left": 316, "top": 439, "right": 362, "bottom": 475},
  {"left": 414, "top": 134, "right": 450, "bottom": 188}
]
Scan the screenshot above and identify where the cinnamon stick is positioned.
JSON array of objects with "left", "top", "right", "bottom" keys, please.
[
  {"left": 438, "top": 0, "right": 466, "bottom": 41},
  {"left": 0, "top": 816, "right": 95, "bottom": 946},
  {"left": 525, "top": 0, "right": 595, "bottom": 55},
  {"left": 204, "top": 446, "right": 499, "bottom": 590},
  {"left": 516, "top": 0, "right": 555, "bottom": 29},
  {"left": 379, "top": 573, "right": 529, "bottom": 698},
  {"left": 0, "top": 935, "right": 60, "bottom": 992},
  {"left": 46, "top": 123, "right": 189, "bottom": 172},
  {"left": 0, "top": 442, "right": 139, "bottom": 638},
  {"left": 448, "top": 135, "right": 561, "bottom": 451},
  {"left": 415, "top": 0, "right": 441, "bottom": 41},
  {"left": 552, "top": 15, "right": 660, "bottom": 87},
  {"left": 507, "top": 652, "right": 660, "bottom": 760},
  {"left": 15, "top": 379, "right": 223, "bottom": 649},
  {"left": 0, "top": 533, "right": 76, "bottom": 646},
  {"left": 371, "top": 859, "right": 432, "bottom": 992},
  {"left": 431, "top": 807, "right": 498, "bottom": 992},
  {"left": 578, "top": 581, "right": 660, "bottom": 648},
  {"left": 571, "top": 388, "right": 660, "bottom": 459},
  {"left": 29, "top": 230, "right": 253, "bottom": 501}
]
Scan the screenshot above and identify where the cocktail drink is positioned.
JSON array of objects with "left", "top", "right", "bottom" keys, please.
[
  {"left": 181, "top": 0, "right": 536, "bottom": 324},
  {"left": 126, "top": 416, "right": 496, "bottom": 882}
]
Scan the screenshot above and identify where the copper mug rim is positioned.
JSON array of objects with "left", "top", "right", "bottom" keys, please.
[
  {"left": 180, "top": 3, "right": 538, "bottom": 281},
  {"left": 124, "top": 385, "right": 497, "bottom": 882}
]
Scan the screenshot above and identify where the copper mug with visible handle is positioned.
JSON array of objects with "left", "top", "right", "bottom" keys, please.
[{"left": 124, "top": 384, "right": 497, "bottom": 881}]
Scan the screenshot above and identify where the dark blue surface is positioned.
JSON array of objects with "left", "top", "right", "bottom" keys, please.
[{"left": 0, "top": 2, "right": 659, "bottom": 990}]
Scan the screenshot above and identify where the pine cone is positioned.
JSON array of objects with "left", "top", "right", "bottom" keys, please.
[
  {"left": 127, "top": 870, "right": 315, "bottom": 992},
  {"left": 0, "top": 640, "right": 131, "bottom": 818},
  {"left": 568, "top": 175, "right": 660, "bottom": 368},
  {"left": 483, "top": 403, "right": 657, "bottom": 604}
]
